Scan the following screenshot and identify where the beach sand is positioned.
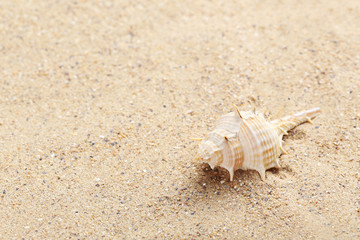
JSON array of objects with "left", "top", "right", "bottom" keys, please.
[{"left": 0, "top": 0, "right": 359, "bottom": 238}]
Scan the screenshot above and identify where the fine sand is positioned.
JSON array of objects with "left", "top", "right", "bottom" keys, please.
[{"left": 0, "top": 0, "right": 359, "bottom": 239}]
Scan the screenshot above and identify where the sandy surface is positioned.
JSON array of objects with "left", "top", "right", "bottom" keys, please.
[{"left": 0, "top": 0, "right": 359, "bottom": 239}]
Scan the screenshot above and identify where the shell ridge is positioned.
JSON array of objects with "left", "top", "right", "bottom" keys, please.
[
  {"left": 216, "top": 112, "right": 241, "bottom": 134},
  {"left": 262, "top": 121, "right": 281, "bottom": 169},
  {"left": 236, "top": 119, "right": 252, "bottom": 171},
  {"left": 250, "top": 117, "right": 266, "bottom": 169},
  {"left": 238, "top": 118, "right": 254, "bottom": 169},
  {"left": 240, "top": 116, "right": 261, "bottom": 172},
  {"left": 249, "top": 116, "right": 275, "bottom": 179},
  {"left": 220, "top": 140, "right": 241, "bottom": 181}
]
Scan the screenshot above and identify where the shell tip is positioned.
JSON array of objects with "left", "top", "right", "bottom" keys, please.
[
  {"left": 280, "top": 145, "right": 288, "bottom": 155},
  {"left": 233, "top": 104, "right": 243, "bottom": 119},
  {"left": 306, "top": 117, "right": 314, "bottom": 124},
  {"left": 275, "top": 160, "right": 281, "bottom": 168},
  {"left": 259, "top": 171, "right": 266, "bottom": 181},
  {"left": 229, "top": 171, "right": 234, "bottom": 182}
]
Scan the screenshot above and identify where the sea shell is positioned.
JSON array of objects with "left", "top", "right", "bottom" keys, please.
[{"left": 197, "top": 106, "right": 320, "bottom": 181}]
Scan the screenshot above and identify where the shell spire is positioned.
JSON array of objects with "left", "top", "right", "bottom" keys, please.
[
  {"left": 196, "top": 106, "right": 320, "bottom": 181},
  {"left": 271, "top": 107, "right": 321, "bottom": 138}
]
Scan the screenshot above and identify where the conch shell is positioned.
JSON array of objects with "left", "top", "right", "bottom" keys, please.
[{"left": 197, "top": 106, "right": 320, "bottom": 181}]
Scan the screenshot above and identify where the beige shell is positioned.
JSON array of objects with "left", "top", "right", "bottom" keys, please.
[{"left": 197, "top": 106, "right": 320, "bottom": 181}]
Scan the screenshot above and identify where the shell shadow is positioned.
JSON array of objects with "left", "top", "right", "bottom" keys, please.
[
  {"left": 199, "top": 163, "right": 262, "bottom": 182},
  {"left": 155, "top": 163, "right": 278, "bottom": 212},
  {"left": 198, "top": 163, "right": 282, "bottom": 183},
  {"left": 192, "top": 163, "right": 273, "bottom": 194},
  {"left": 284, "top": 129, "right": 306, "bottom": 140}
]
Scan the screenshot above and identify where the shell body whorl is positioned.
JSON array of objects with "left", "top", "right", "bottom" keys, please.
[{"left": 198, "top": 107, "right": 320, "bottom": 181}]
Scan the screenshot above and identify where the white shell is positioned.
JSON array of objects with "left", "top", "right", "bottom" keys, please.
[{"left": 197, "top": 106, "right": 320, "bottom": 181}]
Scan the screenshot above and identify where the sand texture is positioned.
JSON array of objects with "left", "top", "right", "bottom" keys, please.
[{"left": 0, "top": 0, "right": 359, "bottom": 239}]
